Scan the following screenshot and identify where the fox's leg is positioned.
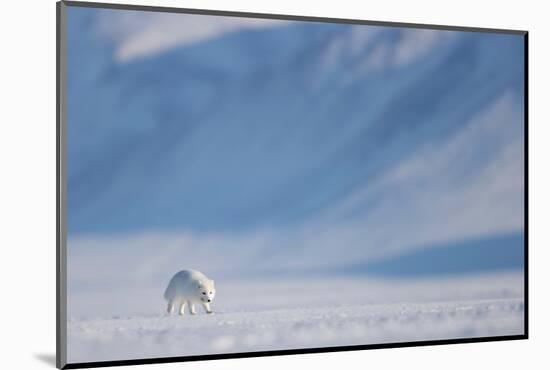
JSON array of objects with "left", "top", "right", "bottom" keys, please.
[
  {"left": 188, "top": 301, "right": 196, "bottom": 315},
  {"left": 178, "top": 300, "right": 187, "bottom": 316},
  {"left": 201, "top": 302, "right": 213, "bottom": 314},
  {"left": 166, "top": 300, "right": 175, "bottom": 314}
]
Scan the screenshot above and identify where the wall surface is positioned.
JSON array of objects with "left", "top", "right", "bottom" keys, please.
[{"left": 0, "top": 0, "right": 547, "bottom": 369}]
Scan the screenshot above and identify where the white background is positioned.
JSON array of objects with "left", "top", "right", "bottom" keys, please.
[{"left": 0, "top": 0, "right": 547, "bottom": 369}]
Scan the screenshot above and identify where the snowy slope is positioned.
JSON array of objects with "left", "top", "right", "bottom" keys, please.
[
  {"left": 66, "top": 8, "right": 524, "bottom": 237},
  {"left": 65, "top": 7, "right": 525, "bottom": 278}
]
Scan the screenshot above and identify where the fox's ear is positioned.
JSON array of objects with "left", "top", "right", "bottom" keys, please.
[{"left": 210, "top": 279, "right": 215, "bottom": 285}]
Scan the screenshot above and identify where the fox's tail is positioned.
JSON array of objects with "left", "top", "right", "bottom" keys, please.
[{"left": 164, "top": 277, "right": 176, "bottom": 301}]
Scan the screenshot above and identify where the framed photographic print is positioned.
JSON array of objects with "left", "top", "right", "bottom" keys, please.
[{"left": 56, "top": 1, "right": 528, "bottom": 368}]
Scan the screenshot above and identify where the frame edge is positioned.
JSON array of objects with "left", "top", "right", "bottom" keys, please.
[
  {"left": 61, "top": 0, "right": 527, "bottom": 35},
  {"left": 57, "top": 1, "right": 68, "bottom": 369},
  {"left": 523, "top": 32, "right": 529, "bottom": 339}
]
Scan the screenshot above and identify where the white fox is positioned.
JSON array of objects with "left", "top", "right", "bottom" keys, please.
[{"left": 164, "top": 269, "right": 216, "bottom": 315}]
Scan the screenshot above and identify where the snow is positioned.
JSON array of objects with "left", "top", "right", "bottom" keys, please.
[{"left": 67, "top": 272, "right": 524, "bottom": 363}]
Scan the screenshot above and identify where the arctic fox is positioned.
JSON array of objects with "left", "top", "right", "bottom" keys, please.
[{"left": 164, "top": 269, "right": 216, "bottom": 315}]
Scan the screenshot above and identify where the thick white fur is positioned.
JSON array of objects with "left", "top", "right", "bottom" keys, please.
[{"left": 164, "top": 269, "right": 216, "bottom": 315}]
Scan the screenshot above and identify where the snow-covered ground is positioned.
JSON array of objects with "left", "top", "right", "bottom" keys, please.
[{"left": 67, "top": 272, "right": 524, "bottom": 363}]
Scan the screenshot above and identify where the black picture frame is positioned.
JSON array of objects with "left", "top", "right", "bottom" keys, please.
[{"left": 56, "top": 1, "right": 529, "bottom": 368}]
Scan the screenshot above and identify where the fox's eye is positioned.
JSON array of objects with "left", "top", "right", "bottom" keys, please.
[
  {"left": 209, "top": 291, "right": 212, "bottom": 294},
  {"left": 202, "top": 292, "right": 206, "bottom": 295}
]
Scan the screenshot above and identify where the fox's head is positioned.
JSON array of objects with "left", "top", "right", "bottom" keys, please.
[{"left": 197, "top": 279, "right": 216, "bottom": 303}]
